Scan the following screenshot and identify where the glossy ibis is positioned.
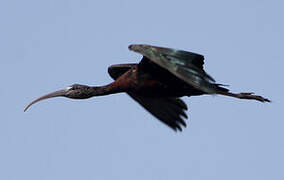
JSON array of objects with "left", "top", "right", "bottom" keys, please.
[{"left": 24, "top": 44, "right": 270, "bottom": 131}]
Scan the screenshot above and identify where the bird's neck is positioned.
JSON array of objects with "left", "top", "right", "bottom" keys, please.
[{"left": 90, "top": 82, "right": 123, "bottom": 97}]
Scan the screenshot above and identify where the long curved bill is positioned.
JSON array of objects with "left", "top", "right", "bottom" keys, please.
[{"left": 24, "top": 89, "right": 67, "bottom": 112}]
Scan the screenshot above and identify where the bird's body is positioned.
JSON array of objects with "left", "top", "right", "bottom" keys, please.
[
  {"left": 25, "top": 44, "right": 270, "bottom": 131},
  {"left": 109, "top": 63, "right": 202, "bottom": 98}
]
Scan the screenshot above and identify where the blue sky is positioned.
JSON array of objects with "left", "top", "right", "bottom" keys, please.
[{"left": 0, "top": 0, "right": 283, "bottom": 179}]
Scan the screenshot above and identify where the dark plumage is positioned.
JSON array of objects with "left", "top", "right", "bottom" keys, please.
[{"left": 24, "top": 44, "right": 270, "bottom": 131}]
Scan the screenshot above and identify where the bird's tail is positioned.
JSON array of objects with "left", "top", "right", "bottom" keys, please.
[{"left": 217, "top": 91, "right": 270, "bottom": 103}]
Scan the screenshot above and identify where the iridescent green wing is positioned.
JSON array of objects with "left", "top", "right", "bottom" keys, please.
[{"left": 129, "top": 44, "right": 219, "bottom": 94}]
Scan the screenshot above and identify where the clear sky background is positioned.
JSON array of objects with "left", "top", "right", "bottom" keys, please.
[{"left": 0, "top": 0, "right": 283, "bottom": 179}]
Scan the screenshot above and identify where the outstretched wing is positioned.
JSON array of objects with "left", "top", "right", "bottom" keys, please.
[
  {"left": 128, "top": 44, "right": 221, "bottom": 94},
  {"left": 108, "top": 64, "right": 188, "bottom": 131}
]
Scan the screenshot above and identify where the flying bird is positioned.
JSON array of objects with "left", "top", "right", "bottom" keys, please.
[{"left": 24, "top": 44, "right": 270, "bottom": 131}]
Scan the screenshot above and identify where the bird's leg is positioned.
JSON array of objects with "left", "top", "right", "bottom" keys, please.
[{"left": 218, "top": 91, "right": 271, "bottom": 102}]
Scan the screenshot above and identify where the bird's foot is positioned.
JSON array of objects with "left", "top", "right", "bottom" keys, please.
[{"left": 236, "top": 92, "right": 271, "bottom": 102}]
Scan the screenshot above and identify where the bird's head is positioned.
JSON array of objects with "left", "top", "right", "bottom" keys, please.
[
  {"left": 24, "top": 84, "right": 92, "bottom": 112},
  {"left": 64, "top": 84, "right": 93, "bottom": 99}
]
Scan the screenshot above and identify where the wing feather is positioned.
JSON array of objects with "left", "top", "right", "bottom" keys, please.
[{"left": 128, "top": 94, "right": 188, "bottom": 131}]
